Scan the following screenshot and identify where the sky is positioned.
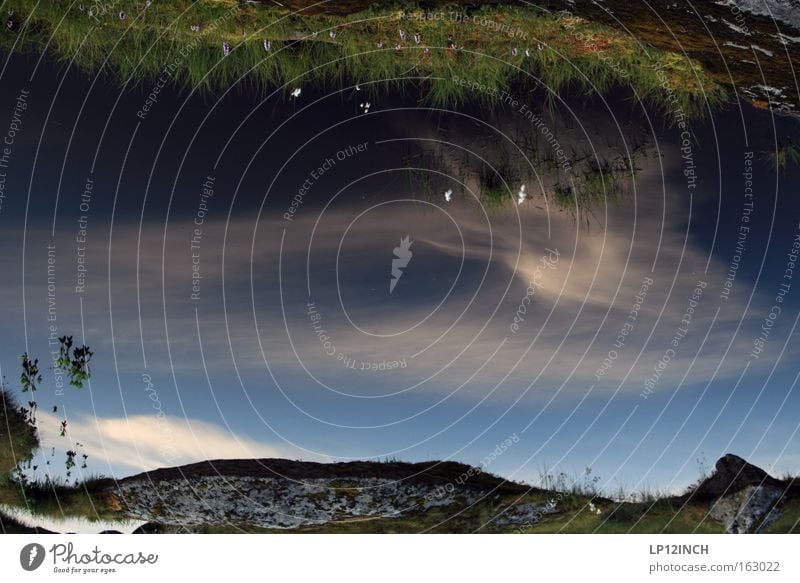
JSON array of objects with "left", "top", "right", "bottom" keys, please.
[{"left": 1, "top": 49, "right": 799, "bottom": 496}]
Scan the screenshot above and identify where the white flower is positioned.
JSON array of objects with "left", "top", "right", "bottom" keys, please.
[
  {"left": 444, "top": 189, "right": 452, "bottom": 202},
  {"left": 517, "top": 184, "right": 526, "bottom": 205},
  {"left": 291, "top": 88, "right": 302, "bottom": 98}
]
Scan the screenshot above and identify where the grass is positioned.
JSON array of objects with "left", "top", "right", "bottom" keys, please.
[
  {"left": 0, "top": 475, "right": 120, "bottom": 522},
  {"left": 766, "top": 497, "right": 800, "bottom": 533},
  {"left": 1, "top": 387, "right": 117, "bottom": 522},
  {"left": 763, "top": 140, "right": 800, "bottom": 171},
  {"left": 1, "top": 1, "right": 725, "bottom": 115},
  {"left": 0, "top": 389, "right": 38, "bottom": 482}
]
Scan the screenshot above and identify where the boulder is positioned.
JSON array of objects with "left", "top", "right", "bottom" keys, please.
[
  {"left": 693, "top": 454, "right": 784, "bottom": 500},
  {"left": 709, "top": 485, "right": 783, "bottom": 533}
]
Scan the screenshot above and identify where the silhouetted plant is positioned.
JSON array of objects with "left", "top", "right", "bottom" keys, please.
[
  {"left": 5, "top": 338, "right": 94, "bottom": 491},
  {"left": 54, "top": 336, "right": 93, "bottom": 388},
  {"left": 20, "top": 353, "right": 41, "bottom": 393},
  {"left": 68, "top": 345, "right": 93, "bottom": 388},
  {"left": 55, "top": 336, "right": 73, "bottom": 370},
  {"left": 65, "top": 450, "right": 77, "bottom": 477}
]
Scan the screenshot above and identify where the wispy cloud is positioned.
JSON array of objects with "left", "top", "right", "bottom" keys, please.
[{"left": 34, "top": 411, "right": 319, "bottom": 478}]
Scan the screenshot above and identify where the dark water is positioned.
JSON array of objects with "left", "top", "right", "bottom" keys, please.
[{"left": 1, "top": 49, "right": 799, "bottom": 492}]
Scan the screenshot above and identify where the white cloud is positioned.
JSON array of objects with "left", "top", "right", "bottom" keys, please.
[{"left": 33, "top": 411, "right": 319, "bottom": 478}]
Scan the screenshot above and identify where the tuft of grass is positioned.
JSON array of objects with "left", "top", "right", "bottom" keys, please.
[{"left": 763, "top": 140, "right": 800, "bottom": 171}]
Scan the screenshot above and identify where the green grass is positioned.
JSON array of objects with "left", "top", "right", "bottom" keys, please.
[
  {"left": 765, "top": 498, "right": 800, "bottom": 533},
  {"left": 525, "top": 500, "right": 725, "bottom": 534},
  {"left": 1, "top": 388, "right": 117, "bottom": 522},
  {"left": 0, "top": 477, "right": 119, "bottom": 522},
  {"left": 0, "top": 390, "right": 38, "bottom": 481},
  {"left": 1, "top": 1, "right": 725, "bottom": 114}
]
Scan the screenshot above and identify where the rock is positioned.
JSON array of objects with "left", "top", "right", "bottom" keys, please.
[
  {"left": 710, "top": 485, "right": 783, "bottom": 533},
  {"left": 695, "top": 454, "right": 789, "bottom": 534},
  {"left": 495, "top": 501, "right": 557, "bottom": 527},
  {"left": 132, "top": 522, "right": 200, "bottom": 534},
  {"left": 693, "top": 454, "right": 784, "bottom": 500},
  {"left": 113, "top": 459, "right": 526, "bottom": 530}
]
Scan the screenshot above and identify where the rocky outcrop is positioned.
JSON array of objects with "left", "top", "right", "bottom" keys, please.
[
  {"left": 693, "top": 454, "right": 784, "bottom": 499},
  {"left": 710, "top": 485, "right": 783, "bottom": 533},
  {"left": 103, "top": 454, "right": 793, "bottom": 533},
  {"left": 108, "top": 458, "right": 532, "bottom": 530},
  {"left": 694, "top": 454, "right": 788, "bottom": 533}
]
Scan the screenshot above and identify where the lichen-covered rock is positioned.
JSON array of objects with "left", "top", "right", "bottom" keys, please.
[
  {"left": 709, "top": 485, "right": 783, "bottom": 533},
  {"left": 116, "top": 475, "right": 482, "bottom": 529},
  {"left": 109, "top": 458, "right": 528, "bottom": 530},
  {"left": 497, "top": 501, "right": 558, "bottom": 526}
]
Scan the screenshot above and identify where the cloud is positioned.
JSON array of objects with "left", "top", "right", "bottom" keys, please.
[
  {"left": 33, "top": 410, "right": 319, "bottom": 478},
  {"left": 1, "top": 107, "right": 790, "bottom": 408}
]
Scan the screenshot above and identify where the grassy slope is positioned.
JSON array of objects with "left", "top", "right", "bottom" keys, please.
[
  {"left": 0, "top": 390, "right": 38, "bottom": 484},
  {"left": 1, "top": 1, "right": 724, "bottom": 114},
  {"left": 1, "top": 389, "right": 117, "bottom": 522}
]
